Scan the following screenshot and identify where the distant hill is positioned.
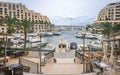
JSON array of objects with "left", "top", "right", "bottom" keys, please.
[{"left": 49, "top": 16, "right": 96, "bottom": 26}]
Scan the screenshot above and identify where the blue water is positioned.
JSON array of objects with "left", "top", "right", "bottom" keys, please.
[{"left": 45, "top": 30, "right": 90, "bottom": 45}]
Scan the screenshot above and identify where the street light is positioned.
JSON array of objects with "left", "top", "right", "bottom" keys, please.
[
  {"left": 4, "top": 33, "right": 7, "bottom": 67},
  {"left": 81, "top": 31, "right": 86, "bottom": 73},
  {"left": 38, "top": 33, "right": 43, "bottom": 74}
]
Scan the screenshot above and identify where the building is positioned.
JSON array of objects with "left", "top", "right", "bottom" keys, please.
[
  {"left": 33, "top": 24, "right": 55, "bottom": 32},
  {"left": 0, "top": 1, "right": 55, "bottom": 33},
  {"left": 94, "top": 2, "right": 120, "bottom": 26}
]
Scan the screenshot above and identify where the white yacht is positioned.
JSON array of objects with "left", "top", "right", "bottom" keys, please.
[
  {"left": 75, "top": 34, "right": 82, "bottom": 38},
  {"left": 43, "top": 44, "right": 56, "bottom": 50},
  {"left": 86, "top": 40, "right": 102, "bottom": 50},
  {"left": 77, "top": 44, "right": 89, "bottom": 51},
  {"left": 11, "top": 33, "right": 48, "bottom": 48},
  {"left": 28, "top": 37, "right": 48, "bottom": 48},
  {"left": 53, "top": 31, "right": 62, "bottom": 35},
  {"left": 85, "top": 34, "right": 98, "bottom": 39},
  {"left": 45, "top": 32, "right": 53, "bottom": 36},
  {"left": 56, "top": 40, "right": 69, "bottom": 52}
]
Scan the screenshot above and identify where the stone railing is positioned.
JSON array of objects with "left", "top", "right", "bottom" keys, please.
[
  {"left": 19, "top": 58, "right": 39, "bottom": 74},
  {"left": 27, "top": 50, "right": 55, "bottom": 64}
]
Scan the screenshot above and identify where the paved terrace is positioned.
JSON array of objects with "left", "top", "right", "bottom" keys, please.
[
  {"left": 6, "top": 56, "right": 97, "bottom": 75},
  {"left": 7, "top": 57, "right": 119, "bottom": 75},
  {"left": 5, "top": 51, "right": 120, "bottom": 75}
]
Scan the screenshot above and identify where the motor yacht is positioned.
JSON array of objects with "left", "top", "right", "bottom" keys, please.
[
  {"left": 56, "top": 40, "right": 69, "bottom": 52},
  {"left": 42, "top": 44, "right": 56, "bottom": 51}
]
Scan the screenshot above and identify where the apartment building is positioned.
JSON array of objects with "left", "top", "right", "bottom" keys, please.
[
  {"left": 94, "top": 2, "right": 120, "bottom": 26},
  {"left": 0, "top": 2, "right": 55, "bottom": 33}
]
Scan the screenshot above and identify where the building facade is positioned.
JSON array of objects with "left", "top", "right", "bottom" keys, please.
[
  {"left": 0, "top": 2, "right": 55, "bottom": 33},
  {"left": 94, "top": 2, "right": 120, "bottom": 26}
]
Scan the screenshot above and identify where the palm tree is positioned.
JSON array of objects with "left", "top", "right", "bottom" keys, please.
[
  {"left": 1, "top": 16, "right": 17, "bottom": 67},
  {"left": 112, "top": 24, "right": 120, "bottom": 33},
  {"left": 0, "top": 16, "right": 5, "bottom": 26},
  {"left": 29, "top": 21, "right": 35, "bottom": 33},
  {"left": 101, "top": 22, "right": 113, "bottom": 50},
  {"left": 101, "top": 22, "right": 113, "bottom": 37},
  {"left": 5, "top": 16, "right": 18, "bottom": 34},
  {"left": 20, "top": 19, "right": 31, "bottom": 49},
  {"left": 0, "top": 16, "right": 5, "bottom": 48}
]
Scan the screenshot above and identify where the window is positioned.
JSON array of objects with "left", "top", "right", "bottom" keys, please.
[
  {"left": 13, "top": 4, "right": 16, "bottom": 10},
  {"left": 17, "top": 4, "right": 19, "bottom": 8},
  {"left": 4, "top": 3, "right": 7, "bottom": 7},
  {"left": 0, "top": 8, "right": 3, "bottom": 15},
  {"left": 9, "top": 11, "right": 11, "bottom": 16},
  {"left": 21, "top": 10, "right": 23, "bottom": 13},
  {"left": 116, "top": 15, "right": 120, "bottom": 17},
  {"left": 21, "top": 15, "right": 23, "bottom": 19},
  {"left": 116, "top": 12, "right": 120, "bottom": 14},
  {"left": 9, "top": 4, "right": 11, "bottom": 10},
  {"left": 4, "top": 8, "right": 7, "bottom": 15},
  {"left": 28, "top": 13, "right": 30, "bottom": 16},
  {"left": 13, "top": 12, "right": 16, "bottom": 16},
  {"left": 2, "top": 28, "right": 4, "bottom": 30},
  {"left": 116, "top": 6, "right": 120, "bottom": 8},
  {"left": 116, "top": 9, "right": 120, "bottom": 11},
  {"left": 0, "top": 3, "right": 2, "bottom": 6}
]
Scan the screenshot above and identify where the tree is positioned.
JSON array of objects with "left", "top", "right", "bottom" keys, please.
[
  {"left": 0, "top": 16, "right": 5, "bottom": 26},
  {"left": 101, "top": 22, "right": 113, "bottom": 50},
  {"left": 29, "top": 21, "right": 35, "bottom": 33},
  {"left": 101, "top": 22, "right": 113, "bottom": 37},
  {"left": 112, "top": 24, "right": 120, "bottom": 33},
  {"left": 20, "top": 19, "right": 31, "bottom": 49},
  {"left": 5, "top": 16, "right": 17, "bottom": 34}
]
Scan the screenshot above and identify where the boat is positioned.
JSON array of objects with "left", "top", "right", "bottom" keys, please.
[
  {"left": 70, "top": 42, "right": 77, "bottom": 50},
  {"left": 86, "top": 40, "right": 102, "bottom": 49},
  {"left": 77, "top": 44, "right": 89, "bottom": 51},
  {"left": 53, "top": 31, "right": 62, "bottom": 35},
  {"left": 75, "top": 34, "right": 82, "bottom": 38},
  {"left": 75, "top": 31, "right": 91, "bottom": 38},
  {"left": 10, "top": 34, "right": 48, "bottom": 48},
  {"left": 92, "top": 41, "right": 102, "bottom": 49},
  {"left": 56, "top": 40, "right": 69, "bottom": 52},
  {"left": 85, "top": 34, "right": 98, "bottom": 39},
  {"left": 42, "top": 44, "right": 56, "bottom": 50},
  {"left": 45, "top": 32, "right": 53, "bottom": 36},
  {"left": 27, "top": 37, "right": 48, "bottom": 48}
]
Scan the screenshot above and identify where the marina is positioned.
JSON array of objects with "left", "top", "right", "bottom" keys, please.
[{"left": 0, "top": 1, "right": 120, "bottom": 75}]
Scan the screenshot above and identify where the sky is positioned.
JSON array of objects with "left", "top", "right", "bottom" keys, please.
[{"left": 0, "top": 0, "right": 120, "bottom": 26}]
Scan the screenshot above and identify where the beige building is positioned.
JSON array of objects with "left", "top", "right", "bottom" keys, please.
[
  {"left": 94, "top": 2, "right": 120, "bottom": 26},
  {"left": 0, "top": 2, "right": 55, "bottom": 33},
  {"left": 33, "top": 24, "right": 55, "bottom": 32}
]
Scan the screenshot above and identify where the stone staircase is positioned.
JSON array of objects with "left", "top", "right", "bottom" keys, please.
[{"left": 54, "top": 50, "right": 75, "bottom": 58}]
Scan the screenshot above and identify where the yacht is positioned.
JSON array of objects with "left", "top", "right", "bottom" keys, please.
[
  {"left": 77, "top": 44, "right": 89, "bottom": 51},
  {"left": 53, "top": 31, "right": 62, "bottom": 35},
  {"left": 11, "top": 33, "right": 48, "bottom": 48},
  {"left": 86, "top": 40, "right": 102, "bottom": 50},
  {"left": 56, "top": 40, "right": 69, "bottom": 52},
  {"left": 45, "top": 32, "right": 53, "bottom": 36},
  {"left": 69, "top": 42, "right": 77, "bottom": 50},
  {"left": 85, "top": 34, "right": 98, "bottom": 39},
  {"left": 75, "top": 34, "right": 82, "bottom": 38},
  {"left": 42, "top": 44, "right": 56, "bottom": 51}
]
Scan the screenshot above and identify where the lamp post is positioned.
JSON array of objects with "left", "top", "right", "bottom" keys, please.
[
  {"left": 38, "top": 33, "right": 43, "bottom": 74},
  {"left": 4, "top": 33, "right": 7, "bottom": 67},
  {"left": 89, "top": 41, "right": 92, "bottom": 61},
  {"left": 81, "top": 31, "right": 86, "bottom": 73}
]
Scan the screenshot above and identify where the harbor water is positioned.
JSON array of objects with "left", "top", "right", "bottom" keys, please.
[{"left": 45, "top": 30, "right": 90, "bottom": 45}]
